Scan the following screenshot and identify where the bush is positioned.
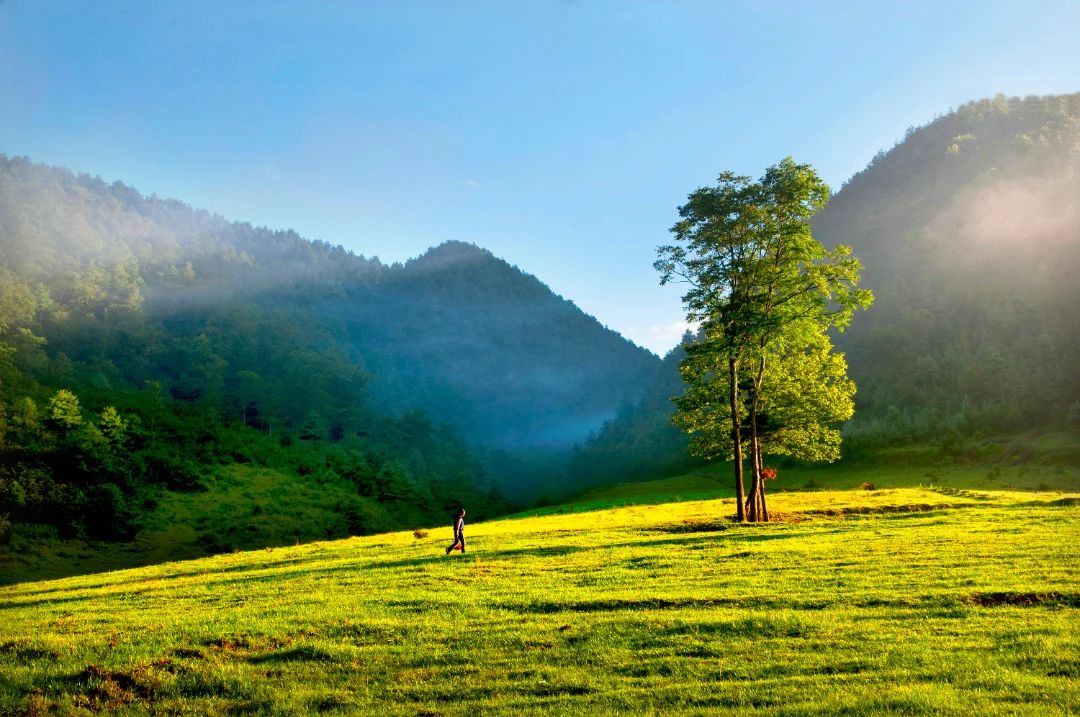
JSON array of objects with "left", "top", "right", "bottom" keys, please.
[
  {"left": 82, "top": 483, "right": 140, "bottom": 540},
  {"left": 143, "top": 452, "right": 204, "bottom": 492}
]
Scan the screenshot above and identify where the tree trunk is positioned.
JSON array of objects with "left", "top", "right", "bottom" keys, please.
[
  {"left": 760, "top": 473, "right": 769, "bottom": 521},
  {"left": 755, "top": 437, "right": 769, "bottom": 522},
  {"left": 747, "top": 430, "right": 762, "bottom": 521},
  {"left": 729, "top": 356, "right": 746, "bottom": 522},
  {"left": 746, "top": 353, "right": 767, "bottom": 522}
]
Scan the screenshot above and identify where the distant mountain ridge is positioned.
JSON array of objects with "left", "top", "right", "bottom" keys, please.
[
  {"left": 0, "top": 156, "right": 658, "bottom": 455},
  {"left": 349, "top": 240, "right": 657, "bottom": 447}
]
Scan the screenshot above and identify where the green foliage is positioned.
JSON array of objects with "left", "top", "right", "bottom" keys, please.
[
  {"left": 45, "top": 389, "right": 83, "bottom": 432},
  {"left": 756, "top": 326, "right": 856, "bottom": 462},
  {"left": 574, "top": 93, "right": 1080, "bottom": 493},
  {"left": 658, "top": 158, "right": 871, "bottom": 520}
]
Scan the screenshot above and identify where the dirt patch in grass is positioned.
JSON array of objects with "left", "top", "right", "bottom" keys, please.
[
  {"left": 71, "top": 660, "right": 172, "bottom": 711},
  {"left": 202, "top": 634, "right": 292, "bottom": 658}
]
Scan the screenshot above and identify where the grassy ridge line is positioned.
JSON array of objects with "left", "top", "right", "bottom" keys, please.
[{"left": 2, "top": 487, "right": 1078, "bottom": 715}]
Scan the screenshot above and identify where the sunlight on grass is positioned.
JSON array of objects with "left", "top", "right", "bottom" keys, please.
[{"left": 2, "top": 485, "right": 1078, "bottom": 715}]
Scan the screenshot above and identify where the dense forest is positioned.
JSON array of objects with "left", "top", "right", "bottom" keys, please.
[
  {"left": 0, "top": 157, "right": 656, "bottom": 574},
  {"left": 566, "top": 93, "right": 1080, "bottom": 491},
  {"left": 818, "top": 93, "right": 1080, "bottom": 444}
]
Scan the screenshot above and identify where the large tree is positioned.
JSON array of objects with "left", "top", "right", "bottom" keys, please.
[{"left": 656, "top": 158, "right": 871, "bottom": 522}]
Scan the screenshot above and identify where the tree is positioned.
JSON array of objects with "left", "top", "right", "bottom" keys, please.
[
  {"left": 656, "top": 158, "right": 871, "bottom": 522},
  {"left": 98, "top": 406, "right": 127, "bottom": 445},
  {"left": 46, "top": 389, "right": 83, "bottom": 433}
]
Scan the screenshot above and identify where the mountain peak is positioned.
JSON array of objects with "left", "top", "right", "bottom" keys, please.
[{"left": 409, "top": 240, "right": 495, "bottom": 271}]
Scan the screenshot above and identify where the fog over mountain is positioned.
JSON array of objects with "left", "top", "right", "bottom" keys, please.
[
  {"left": 0, "top": 155, "right": 661, "bottom": 571},
  {"left": 0, "top": 156, "right": 657, "bottom": 454},
  {"left": 567, "top": 93, "right": 1080, "bottom": 492}
]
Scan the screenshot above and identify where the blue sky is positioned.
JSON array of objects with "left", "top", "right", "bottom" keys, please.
[{"left": 2, "top": 1, "right": 1078, "bottom": 354}]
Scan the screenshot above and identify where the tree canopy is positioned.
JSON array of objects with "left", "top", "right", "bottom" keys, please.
[{"left": 657, "top": 158, "right": 871, "bottom": 521}]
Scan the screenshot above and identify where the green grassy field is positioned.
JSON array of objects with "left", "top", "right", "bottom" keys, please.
[{"left": 2, "top": 475, "right": 1078, "bottom": 715}]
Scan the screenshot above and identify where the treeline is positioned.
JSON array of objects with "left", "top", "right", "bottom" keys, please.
[{"left": 0, "top": 377, "right": 509, "bottom": 550}]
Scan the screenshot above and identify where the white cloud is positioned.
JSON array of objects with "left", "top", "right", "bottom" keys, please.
[{"left": 642, "top": 319, "right": 698, "bottom": 352}]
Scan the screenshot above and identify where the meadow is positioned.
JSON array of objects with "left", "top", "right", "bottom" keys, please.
[{"left": 2, "top": 461, "right": 1078, "bottom": 716}]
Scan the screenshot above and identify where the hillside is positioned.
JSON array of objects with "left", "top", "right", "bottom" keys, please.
[
  {"left": 343, "top": 240, "right": 657, "bottom": 448},
  {"left": 2, "top": 481, "right": 1077, "bottom": 715},
  {"left": 0, "top": 157, "right": 657, "bottom": 449},
  {"left": 0, "top": 156, "right": 657, "bottom": 572},
  {"left": 566, "top": 93, "right": 1080, "bottom": 491},
  {"left": 815, "top": 92, "right": 1080, "bottom": 442}
]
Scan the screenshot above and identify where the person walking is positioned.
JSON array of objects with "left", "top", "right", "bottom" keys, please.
[{"left": 445, "top": 508, "right": 466, "bottom": 555}]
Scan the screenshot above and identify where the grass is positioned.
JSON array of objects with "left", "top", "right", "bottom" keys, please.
[
  {"left": 522, "top": 459, "right": 1080, "bottom": 517},
  {"left": 0, "top": 464, "right": 392, "bottom": 586},
  {"left": 2, "top": 478, "right": 1078, "bottom": 715}
]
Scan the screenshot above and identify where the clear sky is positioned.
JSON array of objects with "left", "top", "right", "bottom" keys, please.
[{"left": 2, "top": 1, "right": 1078, "bottom": 355}]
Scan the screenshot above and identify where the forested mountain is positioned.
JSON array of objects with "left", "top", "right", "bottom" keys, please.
[
  {"left": 566, "top": 93, "right": 1080, "bottom": 489},
  {"left": 344, "top": 240, "right": 657, "bottom": 447},
  {"left": 0, "top": 156, "right": 656, "bottom": 573},
  {"left": 818, "top": 92, "right": 1080, "bottom": 443},
  {"left": 0, "top": 158, "right": 656, "bottom": 447}
]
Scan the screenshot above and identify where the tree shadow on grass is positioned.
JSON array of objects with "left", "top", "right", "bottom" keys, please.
[
  {"left": 1, "top": 555, "right": 314, "bottom": 599},
  {"left": 247, "top": 645, "right": 336, "bottom": 664},
  {"left": 0, "top": 592, "right": 96, "bottom": 611}
]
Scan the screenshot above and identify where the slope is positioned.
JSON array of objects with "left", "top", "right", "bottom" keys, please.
[
  {"left": 1, "top": 484, "right": 1077, "bottom": 715},
  {"left": 814, "top": 92, "right": 1080, "bottom": 441},
  {"left": 0, "top": 156, "right": 658, "bottom": 452},
  {"left": 342, "top": 240, "right": 658, "bottom": 448},
  {"left": 0, "top": 156, "right": 658, "bottom": 561}
]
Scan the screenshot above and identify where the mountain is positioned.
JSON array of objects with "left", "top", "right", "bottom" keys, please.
[
  {"left": 566, "top": 92, "right": 1080, "bottom": 489},
  {"left": 0, "top": 158, "right": 657, "bottom": 449},
  {"left": 0, "top": 156, "right": 657, "bottom": 572},
  {"left": 340, "top": 240, "right": 658, "bottom": 448},
  {"left": 815, "top": 92, "right": 1080, "bottom": 443}
]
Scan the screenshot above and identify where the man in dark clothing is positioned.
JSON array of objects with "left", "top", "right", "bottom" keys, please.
[{"left": 445, "top": 508, "right": 466, "bottom": 554}]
